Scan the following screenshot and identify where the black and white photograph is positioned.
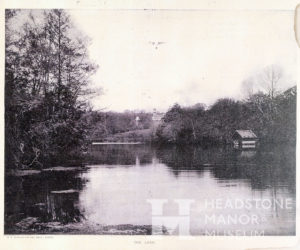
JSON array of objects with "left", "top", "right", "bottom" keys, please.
[{"left": 3, "top": 1, "right": 298, "bottom": 242}]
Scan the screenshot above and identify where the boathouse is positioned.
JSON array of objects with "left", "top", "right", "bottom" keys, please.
[{"left": 232, "top": 130, "right": 258, "bottom": 149}]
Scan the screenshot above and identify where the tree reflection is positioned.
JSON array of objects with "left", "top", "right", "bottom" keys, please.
[
  {"left": 5, "top": 169, "right": 86, "bottom": 233},
  {"left": 155, "top": 144, "right": 295, "bottom": 192},
  {"left": 87, "top": 144, "right": 154, "bottom": 165}
]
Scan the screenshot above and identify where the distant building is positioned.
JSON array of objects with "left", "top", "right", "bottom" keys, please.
[
  {"left": 152, "top": 109, "right": 165, "bottom": 127},
  {"left": 135, "top": 116, "right": 140, "bottom": 126},
  {"left": 232, "top": 130, "right": 258, "bottom": 149}
]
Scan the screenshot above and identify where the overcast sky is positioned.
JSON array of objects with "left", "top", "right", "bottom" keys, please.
[{"left": 67, "top": 10, "right": 297, "bottom": 112}]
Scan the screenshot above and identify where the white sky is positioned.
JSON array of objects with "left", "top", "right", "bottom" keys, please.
[{"left": 69, "top": 10, "right": 297, "bottom": 111}]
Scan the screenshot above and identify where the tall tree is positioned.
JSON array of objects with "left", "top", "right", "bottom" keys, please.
[{"left": 5, "top": 10, "right": 98, "bottom": 169}]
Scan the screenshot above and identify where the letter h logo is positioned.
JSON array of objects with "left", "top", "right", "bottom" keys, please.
[{"left": 147, "top": 199, "right": 194, "bottom": 235}]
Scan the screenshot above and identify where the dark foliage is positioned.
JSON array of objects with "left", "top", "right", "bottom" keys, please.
[
  {"left": 5, "top": 10, "right": 97, "bottom": 169},
  {"left": 156, "top": 86, "right": 296, "bottom": 145}
]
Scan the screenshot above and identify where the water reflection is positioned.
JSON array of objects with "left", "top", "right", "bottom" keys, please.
[
  {"left": 5, "top": 169, "right": 85, "bottom": 231},
  {"left": 87, "top": 144, "right": 154, "bottom": 165},
  {"left": 5, "top": 144, "right": 296, "bottom": 235},
  {"left": 157, "top": 145, "right": 295, "bottom": 192}
]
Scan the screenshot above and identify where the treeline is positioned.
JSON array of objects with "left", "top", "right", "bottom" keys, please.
[
  {"left": 156, "top": 83, "right": 296, "bottom": 145},
  {"left": 5, "top": 10, "right": 97, "bottom": 169},
  {"left": 84, "top": 111, "right": 153, "bottom": 140}
]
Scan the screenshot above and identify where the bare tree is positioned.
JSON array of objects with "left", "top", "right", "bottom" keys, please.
[
  {"left": 258, "top": 64, "right": 283, "bottom": 99},
  {"left": 242, "top": 65, "right": 284, "bottom": 100}
]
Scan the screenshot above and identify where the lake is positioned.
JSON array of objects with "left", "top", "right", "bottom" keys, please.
[{"left": 5, "top": 144, "right": 296, "bottom": 235}]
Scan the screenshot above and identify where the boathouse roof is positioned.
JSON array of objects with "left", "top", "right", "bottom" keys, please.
[{"left": 233, "top": 130, "right": 257, "bottom": 139}]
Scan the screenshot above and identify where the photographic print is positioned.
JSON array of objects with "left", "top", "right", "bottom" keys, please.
[{"left": 4, "top": 4, "right": 297, "bottom": 238}]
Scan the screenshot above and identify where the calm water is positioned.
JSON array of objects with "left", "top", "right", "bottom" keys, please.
[{"left": 5, "top": 144, "right": 296, "bottom": 235}]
